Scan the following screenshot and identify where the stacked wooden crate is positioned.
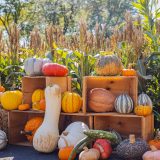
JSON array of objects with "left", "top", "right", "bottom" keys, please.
[{"left": 8, "top": 75, "right": 154, "bottom": 146}]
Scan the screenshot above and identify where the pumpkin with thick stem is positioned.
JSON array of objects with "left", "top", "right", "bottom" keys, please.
[
  {"left": 58, "top": 146, "right": 76, "bottom": 160},
  {"left": 23, "top": 117, "right": 43, "bottom": 142},
  {"left": 116, "top": 134, "right": 149, "bottom": 159},
  {"left": 122, "top": 64, "right": 136, "bottom": 76}
]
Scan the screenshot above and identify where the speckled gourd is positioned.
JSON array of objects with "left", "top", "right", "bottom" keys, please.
[
  {"left": 116, "top": 134, "right": 149, "bottom": 160},
  {"left": 33, "top": 85, "right": 61, "bottom": 153}
]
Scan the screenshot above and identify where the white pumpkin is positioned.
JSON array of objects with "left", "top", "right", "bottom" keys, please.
[
  {"left": 0, "top": 130, "right": 7, "bottom": 150},
  {"left": 58, "top": 121, "right": 89, "bottom": 149},
  {"left": 33, "top": 84, "right": 61, "bottom": 153},
  {"left": 138, "top": 93, "right": 152, "bottom": 107},
  {"left": 24, "top": 58, "right": 52, "bottom": 76}
]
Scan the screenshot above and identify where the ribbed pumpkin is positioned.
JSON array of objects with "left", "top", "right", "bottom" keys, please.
[
  {"left": 62, "top": 92, "right": 82, "bottom": 113},
  {"left": 58, "top": 146, "right": 76, "bottom": 160},
  {"left": 138, "top": 93, "right": 152, "bottom": 107},
  {"left": 32, "top": 89, "right": 45, "bottom": 110},
  {"left": 95, "top": 54, "right": 123, "bottom": 76},
  {"left": 1, "top": 91, "right": 23, "bottom": 110},
  {"left": 114, "top": 94, "right": 133, "bottom": 113},
  {"left": 122, "top": 69, "right": 137, "bottom": 76},
  {"left": 88, "top": 88, "right": 116, "bottom": 112},
  {"left": 134, "top": 105, "right": 152, "bottom": 116},
  {"left": 24, "top": 117, "right": 43, "bottom": 142}
]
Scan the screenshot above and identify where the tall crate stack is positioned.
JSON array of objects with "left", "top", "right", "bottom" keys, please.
[
  {"left": 8, "top": 76, "right": 93, "bottom": 145},
  {"left": 83, "top": 76, "right": 154, "bottom": 141}
]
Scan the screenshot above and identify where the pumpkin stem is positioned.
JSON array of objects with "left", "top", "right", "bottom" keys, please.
[
  {"left": 83, "top": 146, "right": 89, "bottom": 152},
  {"left": 63, "top": 131, "right": 69, "bottom": 136},
  {"left": 129, "top": 134, "right": 135, "bottom": 144},
  {"left": 150, "top": 145, "right": 158, "bottom": 151},
  {"left": 128, "top": 63, "right": 133, "bottom": 69}
]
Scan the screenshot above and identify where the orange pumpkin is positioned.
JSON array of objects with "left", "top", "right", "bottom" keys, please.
[
  {"left": 122, "top": 69, "right": 136, "bottom": 76},
  {"left": 24, "top": 117, "right": 43, "bottom": 142},
  {"left": 149, "top": 131, "right": 160, "bottom": 149},
  {"left": 18, "top": 104, "right": 30, "bottom": 111},
  {"left": 39, "top": 99, "right": 46, "bottom": 111},
  {"left": 58, "top": 146, "right": 76, "bottom": 160},
  {"left": 0, "top": 86, "right": 5, "bottom": 92}
]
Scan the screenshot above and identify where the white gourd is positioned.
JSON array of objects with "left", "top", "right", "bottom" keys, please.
[
  {"left": 24, "top": 58, "right": 51, "bottom": 76},
  {"left": 58, "top": 121, "right": 89, "bottom": 149},
  {"left": 33, "top": 84, "right": 61, "bottom": 153},
  {"left": 0, "top": 130, "right": 7, "bottom": 150}
]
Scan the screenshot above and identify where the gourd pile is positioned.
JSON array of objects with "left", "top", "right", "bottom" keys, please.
[{"left": 0, "top": 54, "right": 157, "bottom": 160}]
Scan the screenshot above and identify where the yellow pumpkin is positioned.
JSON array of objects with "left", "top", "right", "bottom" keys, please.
[
  {"left": 0, "top": 92, "right": 3, "bottom": 103},
  {"left": 62, "top": 92, "right": 82, "bottom": 113},
  {"left": 32, "top": 89, "right": 44, "bottom": 103},
  {"left": 32, "top": 89, "right": 44, "bottom": 110},
  {"left": 1, "top": 91, "right": 23, "bottom": 110},
  {"left": 134, "top": 105, "right": 152, "bottom": 116}
]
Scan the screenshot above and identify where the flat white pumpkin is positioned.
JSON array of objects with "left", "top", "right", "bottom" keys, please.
[
  {"left": 24, "top": 58, "right": 51, "bottom": 76},
  {"left": 33, "top": 84, "right": 61, "bottom": 153},
  {"left": 58, "top": 121, "right": 89, "bottom": 149}
]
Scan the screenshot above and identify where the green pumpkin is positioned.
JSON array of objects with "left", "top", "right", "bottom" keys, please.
[{"left": 95, "top": 54, "right": 123, "bottom": 76}]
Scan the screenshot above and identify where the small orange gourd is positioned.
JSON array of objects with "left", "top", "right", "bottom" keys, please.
[
  {"left": 23, "top": 117, "right": 43, "bottom": 142},
  {"left": 58, "top": 146, "right": 76, "bottom": 160},
  {"left": 122, "top": 64, "right": 136, "bottom": 76},
  {"left": 134, "top": 105, "right": 152, "bottom": 116},
  {"left": 149, "top": 131, "right": 160, "bottom": 150},
  {"left": 18, "top": 104, "right": 30, "bottom": 111},
  {"left": 39, "top": 99, "right": 46, "bottom": 111},
  {"left": 0, "top": 86, "right": 5, "bottom": 92}
]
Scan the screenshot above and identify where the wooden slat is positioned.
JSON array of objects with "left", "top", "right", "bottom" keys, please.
[
  {"left": 46, "top": 76, "right": 71, "bottom": 93},
  {"left": 83, "top": 76, "right": 138, "bottom": 113},
  {"left": 22, "top": 76, "right": 46, "bottom": 92}
]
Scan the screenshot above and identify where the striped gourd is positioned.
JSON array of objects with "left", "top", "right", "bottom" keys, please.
[
  {"left": 138, "top": 93, "right": 152, "bottom": 107},
  {"left": 114, "top": 94, "right": 133, "bottom": 113}
]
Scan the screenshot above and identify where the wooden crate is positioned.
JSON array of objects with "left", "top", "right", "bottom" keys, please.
[
  {"left": 93, "top": 113, "right": 154, "bottom": 141},
  {"left": 83, "top": 76, "right": 138, "bottom": 113},
  {"left": 22, "top": 76, "right": 71, "bottom": 105},
  {"left": 8, "top": 110, "right": 93, "bottom": 146}
]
